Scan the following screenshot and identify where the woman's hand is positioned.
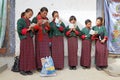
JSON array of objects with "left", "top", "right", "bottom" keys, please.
[
  {"left": 69, "top": 28, "right": 73, "bottom": 32},
  {"left": 72, "top": 28, "right": 76, "bottom": 31},
  {"left": 44, "top": 22, "right": 50, "bottom": 27},
  {"left": 101, "top": 39, "right": 106, "bottom": 43},
  {"left": 27, "top": 27, "right": 31, "bottom": 31},
  {"left": 37, "top": 19, "right": 43, "bottom": 26}
]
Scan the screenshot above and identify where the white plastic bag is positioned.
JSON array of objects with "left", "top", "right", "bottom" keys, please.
[{"left": 40, "top": 56, "right": 56, "bottom": 77}]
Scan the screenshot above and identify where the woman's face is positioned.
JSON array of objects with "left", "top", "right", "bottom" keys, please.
[
  {"left": 40, "top": 11, "right": 48, "bottom": 18},
  {"left": 96, "top": 19, "right": 102, "bottom": 26},
  {"left": 53, "top": 13, "right": 59, "bottom": 19},
  {"left": 70, "top": 19, "right": 76, "bottom": 24},
  {"left": 86, "top": 22, "right": 91, "bottom": 28},
  {"left": 25, "top": 11, "right": 33, "bottom": 19}
]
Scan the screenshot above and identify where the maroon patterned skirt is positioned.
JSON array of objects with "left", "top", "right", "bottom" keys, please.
[
  {"left": 35, "top": 33, "right": 51, "bottom": 69},
  {"left": 68, "top": 37, "right": 78, "bottom": 66},
  {"left": 51, "top": 36, "right": 64, "bottom": 69},
  {"left": 95, "top": 40, "right": 108, "bottom": 67},
  {"left": 80, "top": 40, "right": 92, "bottom": 67},
  {"left": 19, "top": 33, "right": 36, "bottom": 71}
]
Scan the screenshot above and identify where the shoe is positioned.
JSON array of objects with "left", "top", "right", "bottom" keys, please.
[
  {"left": 20, "top": 71, "right": 27, "bottom": 76},
  {"left": 26, "top": 71, "right": 33, "bottom": 75},
  {"left": 69, "top": 66, "right": 73, "bottom": 70},
  {"left": 102, "top": 66, "right": 108, "bottom": 69},
  {"left": 82, "top": 67, "right": 87, "bottom": 69},
  {"left": 96, "top": 67, "right": 102, "bottom": 71},
  {"left": 37, "top": 68, "right": 41, "bottom": 72},
  {"left": 72, "top": 66, "right": 76, "bottom": 70},
  {"left": 56, "top": 68, "right": 63, "bottom": 70}
]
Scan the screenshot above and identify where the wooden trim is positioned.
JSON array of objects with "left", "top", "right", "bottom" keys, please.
[{"left": 0, "top": 48, "right": 6, "bottom": 54}]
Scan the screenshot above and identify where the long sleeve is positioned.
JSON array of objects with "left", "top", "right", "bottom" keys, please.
[
  {"left": 17, "top": 19, "right": 27, "bottom": 35},
  {"left": 58, "top": 22, "right": 65, "bottom": 32},
  {"left": 81, "top": 27, "right": 91, "bottom": 40},
  {"left": 32, "top": 17, "right": 37, "bottom": 24},
  {"left": 76, "top": 26, "right": 82, "bottom": 36},
  {"left": 103, "top": 26, "right": 108, "bottom": 40},
  {"left": 65, "top": 26, "right": 71, "bottom": 37}
]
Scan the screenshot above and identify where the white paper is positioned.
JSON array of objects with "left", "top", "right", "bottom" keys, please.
[
  {"left": 29, "top": 23, "right": 36, "bottom": 28},
  {"left": 89, "top": 29, "right": 96, "bottom": 35},
  {"left": 55, "top": 18, "right": 60, "bottom": 23},
  {"left": 69, "top": 23, "right": 75, "bottom": 28},
  {"left": 42, "top": 20, "right": 49, "bottom": 24}
]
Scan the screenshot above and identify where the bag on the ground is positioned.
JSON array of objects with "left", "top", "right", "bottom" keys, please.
[
  {"left": 11, "top": 56, "right": 20, "bottom": 72},
  {"left": 40, "top": 56, "right": 56, "bottom": 77}
]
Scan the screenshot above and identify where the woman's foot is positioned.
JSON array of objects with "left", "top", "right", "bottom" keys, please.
[
  {"left": 69, "top": 66, "right": 76, "bottom": 70},
  {"left": 37, "top": 68, "right": 41, "bottom": 72},
  {"left": 20, "top": 71, "right": 28, "bottom": 76},
  {"left": 102, "top": 66, "right": 108, "bottom": 69},
  {"left": 82, "top": 66, "right": 90, "bottom": 69},
  {"left": 26, "top": 71, "right": 33, "bottom": 75},
  {"left": 72, "top": 66, "right": 76, "bottom": 70},
  {"left": 69, "top": 66, "right": 73, "bottom": 70},
  {"left": 56, "top": 68, "right": 63, "bottom": 70},
  {"left": 96, "top": 66, "right": 103, "bottom": 71},
  {"left": 99, "top": 66, "right": 108, "bottom": 70}
]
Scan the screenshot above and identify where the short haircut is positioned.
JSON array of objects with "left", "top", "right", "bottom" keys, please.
[
  {"left": 96, "top": 17, "right": 103, "bottom": 22},
  {"left": 40, "top": 7, "right": 48, "bottom": 12},
  {"left": 85, "top": 19, "right": 91, "bottom": 25},
  {"left": 25, "top": 8, "right": 33, "bottom": 13},
  {"left": 69, "top": 16, "right": 76, "bottom": 22},
  {"left": 52, "top": 11, "right": 58, "bottom": 17}
]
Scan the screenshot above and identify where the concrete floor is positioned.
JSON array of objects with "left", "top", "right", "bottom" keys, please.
[{"left": 0, "top": 57, "right": 120, "bottom": 80}]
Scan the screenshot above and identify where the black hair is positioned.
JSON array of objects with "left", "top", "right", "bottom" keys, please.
[
  {"left": 52, "top": 11, "right": 58, "bottom": 17},
  {"left": 25, "top": 8, "right": 33, "bottom": 13},
  {"left": 37, "top": 12, "right": 41, "bottom": 15},
  {"left": 21, "top": 12, "right": 25, "bottom": 18},
  {"left": 96, "top": 17, "right": 103, "bottom": 22},
  {"left": 69, "top": 16, "right": 76, "bottom": 22},
  {"left": 40, "top": 7, "right": 48, "bottom": 12},
  {"left": 85, "top": 19, "right": 91, "bottom": 25}
]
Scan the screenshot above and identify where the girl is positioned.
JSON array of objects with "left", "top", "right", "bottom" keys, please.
[
  {"left": 92, "top": 17, "right": 108, "bottom": 70},
  {"left": 17, "top": 8, "right": 36, "bottom": 75},
  {"left": 65, "top": 16, "right": 81, "bottom": 70},
  {"left": 49, "top": 11, "right": 65, "bottom": 69},
  {"left": 33, "top": 7, "right": 51, "bottom": 70},
  {"left": 80, "top": 19, "right": 92, "bottom": 69}
]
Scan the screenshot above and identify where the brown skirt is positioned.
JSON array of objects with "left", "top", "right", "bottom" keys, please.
[
  {"left": 80, "top": 40, "right": 92, "bottom": 67},
  {"left": 95, "top": 40, "right": 108, "bottom": 67},
  {"left": 19, "top": 33, "right": 36, "bottom": 71},
  {"left": 68, "top": 37, "right": 78, "bottom": 66},
  {"left": 51, "top": 36, "right": 64, "bottom": 69},
  {"left": 35, "top": 33, "right": 51, "bottom": 69}
]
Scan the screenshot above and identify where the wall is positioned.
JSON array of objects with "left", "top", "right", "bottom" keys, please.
[{"left": 15, "top": 0, "right": 96, "bottom": 56}]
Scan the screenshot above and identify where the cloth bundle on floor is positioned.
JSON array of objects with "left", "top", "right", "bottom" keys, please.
[{"left": 11, "top": 56, "right": 20, "bottom": 72}]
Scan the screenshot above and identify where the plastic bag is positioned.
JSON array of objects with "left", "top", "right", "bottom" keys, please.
[{"left": 40, "top": 56, "right": 56, "bottom": 77}]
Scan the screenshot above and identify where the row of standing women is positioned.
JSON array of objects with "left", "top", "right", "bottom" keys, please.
[{"left": 17, "top": 7, "right": 108, "bottom": 76}]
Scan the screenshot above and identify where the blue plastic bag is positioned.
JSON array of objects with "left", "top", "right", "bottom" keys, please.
[{"left": 40, "top": 56, "right": 56, "bottom": 77}]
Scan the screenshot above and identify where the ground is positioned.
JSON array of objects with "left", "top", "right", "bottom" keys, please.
[{"left": 0, "top": 57, "right": 120, "bottom": 80}]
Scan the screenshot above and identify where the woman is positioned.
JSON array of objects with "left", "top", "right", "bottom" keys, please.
[
  {"left": 17, "top": 8, "right": 36, "bottom": 75},
  {"left": 65, "top": 16, "right": 81, "bottom": 70},
  {"left": 80, "top": 19, "right": 92, "bottom": 69},
  {"left": 49, "top": 11, "right": 65, "bottom": 69},
  {"left": 92, "top": 17, "right": 108, "bottom": 70},
  {"left": 33, "top": 7, "right": 51, "bottom": 70}
]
